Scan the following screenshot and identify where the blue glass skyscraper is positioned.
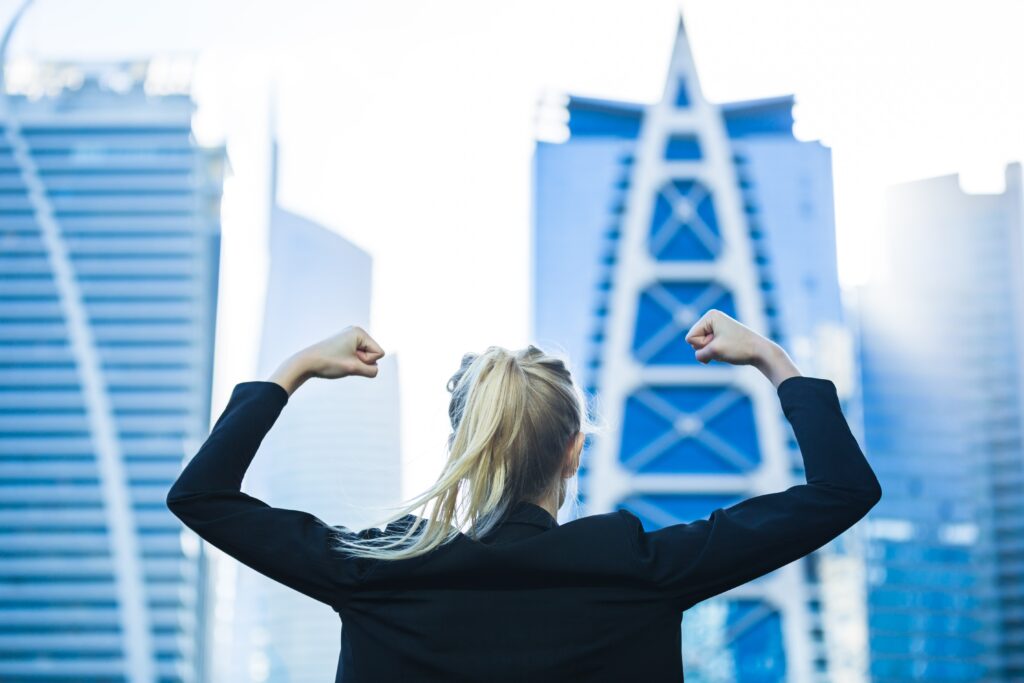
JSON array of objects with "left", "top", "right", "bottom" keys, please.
[
  {"left": 533, "top": 18, "right": 862, "bottom": 682},
  {"left": 0, "top": 64, "right": 225, "bottom": 682},
  {"left": 857, "top": 163, "right": 1024, "bottom": 681}
]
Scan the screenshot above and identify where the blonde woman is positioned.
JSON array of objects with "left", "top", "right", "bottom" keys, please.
[{"left": 167, "top": 308, "right": 881, "bottom": 682}]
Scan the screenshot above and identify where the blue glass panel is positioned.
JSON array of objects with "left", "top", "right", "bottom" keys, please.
[
  {"left": 619, "top": 385, "right": 761, "bottom": 473},
  {"left": 868, "top": 587, "right": 979, "bottom": 611},
  {"left": 675, "top": 77, "right": 691, "bottom": 108},
  {"left": 648, "top": 180, "right": 721, "bottom": 261},
  {"left": 654, "top": 225, "right": 713, "bottom": 260},
  {"left": 871, "top": 633, "right": 983, "bottom": 657},
  {"left": 721, "top": 98, "right": 794, "bottom": 138},
  {"left": 650, "top": 192, "right": 673, "bottom": 232},
  {"left": 696, "top": 193, "right": 719, "bottom": 233},
  {"left": 665, "top": 135, "right": 702, "bottom": 160},
  {"left": 869, "top": 611, "right": 986, "bottom": 634},
  {"left": 632, "top": 282, "right": 737, "bottom": 365},
  {"left": 730, "top": 601, "right": 786, "bottom": 683},
  {"left": 870, "top": 655, "right": 986, "bottom": 680},
  {"left": 877, "top": 542, "right": 973, "bottom": 564},
  {"left": 566, "top": 97, "right": 644, "bottom": 139},
  {"left": 668, "top": 179, "right": 697, "bottom": 196}
]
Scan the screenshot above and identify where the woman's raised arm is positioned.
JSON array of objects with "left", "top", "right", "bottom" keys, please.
[
  {"left": 619, "top": 310, "right": 882, "bottom": 611},
  {"left": 166, "top": 327, "right": 387, "bottom": 609}
]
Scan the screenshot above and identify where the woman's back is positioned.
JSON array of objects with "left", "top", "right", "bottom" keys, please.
[
  {"left": 167, "top": 366, "right": 880, "bottom": 681},
  {"left": 339, "top": 503, "right": 684, "bottom": 682}
]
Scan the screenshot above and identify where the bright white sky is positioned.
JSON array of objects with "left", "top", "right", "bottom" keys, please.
[{"left": 5, "top": 0, "right": 1024, "bottom": 499}]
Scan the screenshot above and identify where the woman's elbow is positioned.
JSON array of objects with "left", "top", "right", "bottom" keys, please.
[
  {"left": 166, "top": 492, "right": 182, "bottom": 517},
  {"left": 854, "top": 478, "right": 882, "bottom": 515},
  {"left": 165, "top": 481, "right": 192, "bottom": 517},
  {"left": 827, "top": 477, "right": 882, "bottom": 518},
  {"left": 867, "top": 479, "right": 883, "bottom": 508}
]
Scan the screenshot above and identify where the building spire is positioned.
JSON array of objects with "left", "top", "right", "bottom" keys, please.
[
  {"left": 676, "top": 4, "right": 687, "bottom": 38},
  {"left": 268, "top": 81, "right": 280, "bottom": 209},
  {"left": 661, "top": 3, "right": 701, "bottom": 109}
]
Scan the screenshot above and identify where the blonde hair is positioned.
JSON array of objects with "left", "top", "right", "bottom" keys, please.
[{"left": 331, "top": 343, "right": 603, "bottom": 561}]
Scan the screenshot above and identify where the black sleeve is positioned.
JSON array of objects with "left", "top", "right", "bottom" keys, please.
[
  {"left": 620, "top": 375, "right": 882, "bottom": 612},
  {"left": 166, "top": 381, "right": 379, "bottom": 610}
]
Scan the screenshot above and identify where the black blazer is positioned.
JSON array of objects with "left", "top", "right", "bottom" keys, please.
[{"left": 167, "top": 375, "right": 881, "bottom": 682}]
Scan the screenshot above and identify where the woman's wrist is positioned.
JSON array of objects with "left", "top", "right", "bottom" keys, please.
[
  {"left": 751, "top": 341, "right": 802, "bottom": 389},
  {"left": 267, "top": 351, "right": 316, "bottom": 397}
]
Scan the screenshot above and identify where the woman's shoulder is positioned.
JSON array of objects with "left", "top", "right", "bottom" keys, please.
[
  {"left": 563, "top": 509, "right": 635, "bottom": 528},
  {"left": 344, "top": 513, "right": 425, "bottom": 540}
]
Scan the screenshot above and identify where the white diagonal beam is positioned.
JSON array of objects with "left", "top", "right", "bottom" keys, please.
[{"left": 1, "top": 107, "right": 155, "bottom": 683}]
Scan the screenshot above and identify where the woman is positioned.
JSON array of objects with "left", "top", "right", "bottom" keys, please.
[{"left": 167, "top": 308, "right": 882, "bottom": 682}]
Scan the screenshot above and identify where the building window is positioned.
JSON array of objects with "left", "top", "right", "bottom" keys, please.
[
  {"left": 631, "top": 280, "right": 737, "bottom": 365},
  {"left": 648, "top": 179, "right": 722, "bottom": 261},
  {"left": 675, "top": 77, "right": 691, "bottom": 108},
  {"left": 619, "top": 383, "right": 761, "bottom": 474},
  {"left": 664, "top": 135, "right": 702, "bottom": 161}
]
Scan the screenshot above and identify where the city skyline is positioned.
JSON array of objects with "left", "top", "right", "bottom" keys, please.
[
  {"left": 1, "top": 0, "right": 1019, "bottom": 500},
  {"left": 3, "top": 3, "right": 1024, "bottom": 682}
]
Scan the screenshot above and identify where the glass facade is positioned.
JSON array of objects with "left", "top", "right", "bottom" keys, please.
[
  {"left": 858, "top": 163, "right": 1024, "bottom": 680},
  {"left": 0, "top": 67, "right": 225, "bottom": 682},
  {"left": 533, "top": 18, "right": 861, "bottom": 683}
]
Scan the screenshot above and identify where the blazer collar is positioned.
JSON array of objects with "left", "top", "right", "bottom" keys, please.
[{"left": 504, "top": 500, "right": 558, "bottom": 529}]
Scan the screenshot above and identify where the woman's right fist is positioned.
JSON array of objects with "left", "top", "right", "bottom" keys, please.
[
  {"left": 684, "top": 309, "right": 771, "bottom": 366},
  {"left": 303, "top": 325, "right": 386, "bottom": 379},
  {"left": 268, "top": 326, "right": 386, "bottom": 396}
]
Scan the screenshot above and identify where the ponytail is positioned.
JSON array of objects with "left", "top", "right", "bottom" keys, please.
[{"left": 330, "top": 344, "right": 604, "bottom": 561}]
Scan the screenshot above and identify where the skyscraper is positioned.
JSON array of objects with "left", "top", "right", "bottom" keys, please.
[
  {"left": 217, "top": 147, "right": 404, "bottom": 682},
  {"left": 533, "top": 18, "right": 863, "bottom": 682},
  {"left": 857, "top": 162, "right": 1024, "bottom": 681},
  {"left": 0, "top": 64, "right": 224, "bottom": 682}
]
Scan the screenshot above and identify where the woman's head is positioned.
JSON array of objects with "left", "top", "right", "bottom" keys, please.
[
  {"left": 332, "top": 343, "right": 602, "bottom": 561},
  {"left": 446, "top": 344, "right": 589, "bottom": 512}
]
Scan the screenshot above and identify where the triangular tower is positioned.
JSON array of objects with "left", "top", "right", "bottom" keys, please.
[{"left": 584, "top": 15, "right": 817, "bottom": 682}]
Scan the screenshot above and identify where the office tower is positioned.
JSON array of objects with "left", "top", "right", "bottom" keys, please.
[
  {"left": 532, "top": 18, "right": 863, "bottom": 683},
  {"left": 219, "top": 148, "right": 404, "bottom": 682},
  {"left": 0, "top": 64, "right": 225, "bottom": 682},
  {"left": 857, "top": 162, "right": 1024, "bottom": 681}
]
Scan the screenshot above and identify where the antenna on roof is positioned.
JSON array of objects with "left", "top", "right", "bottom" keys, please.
[{"left": 0, "top": 0, "right": 33, "bottom": 99}]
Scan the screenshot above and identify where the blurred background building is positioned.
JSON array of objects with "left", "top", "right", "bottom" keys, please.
[
  {"left": 533, "top": 19, "right": 866, "bottom": 683},
  {"left": 211, "top": 143, "right": 404, "bottom": 683},
  {"left": 855, "top": 162, "right": 1024, "bottom": 681},
  {"left": 0, "top": 64, "right": 224, "bottom": 682}
]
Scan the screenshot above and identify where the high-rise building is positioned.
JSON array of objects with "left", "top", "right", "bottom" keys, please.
[
  {"left": 217, "top": 147, "right": 404, "bottom": 682},
  {"left": 532, "top": 17, "right": 866, "bottom": 682},
  {"left": 0, "top": 64, "right": 225, "bottom": 682},
  {"left": 857, "top": 162, "right": 1024, "bottom": 681}
]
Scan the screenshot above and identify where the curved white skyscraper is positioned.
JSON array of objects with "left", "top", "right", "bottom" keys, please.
[{"left": 0, "top": 65, "right": 225, "bottom": 682}]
